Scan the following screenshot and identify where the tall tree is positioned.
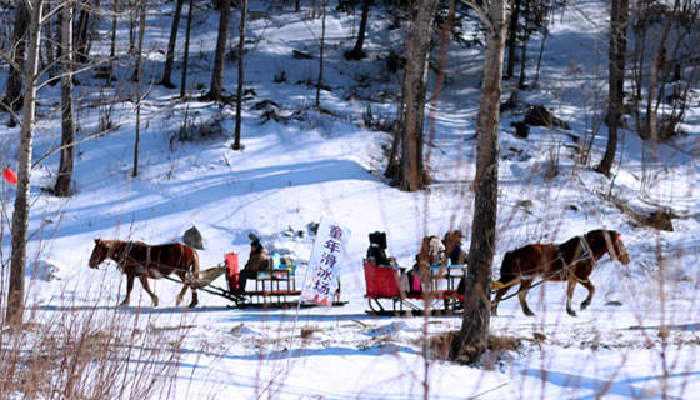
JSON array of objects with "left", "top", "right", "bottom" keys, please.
[
  {"left": 133, "top": 0, "right": 146, "bottom": 177},
  {"left": 597, "top": 0, "right": 628, "bottom": 176},
  {"left": 517, "top": 0, "right": 530, "bottom": 88},
  {"left": 3, "top": 0, "right": 29, "bottom": 115},
  {"left": 450, "top": 0, "right": 507, "bottom": 363},
  {"left": 392, "top": 0, "right": 438, "bottom": 191},
  {"left": 160, "top": 0, "right": 185, "bottom": 88},
  {"left": 180, "top": 0, "right": 194, "bottom": 99},
  {"left": 43, "top": 1, "right": 55, "bottom": 80},
  {"left": 345, "top": 0, "right": 370, "bottom": 60},
  {"left": 7, "top": 0, "right": 43, "bottom": 324},
  {"left": 315, "top": 2, "right": 326, "bottom": 108},
  {"left": 207, "top": 0, "right": 230, "bottom": 100},
  {"left": 75, "top": 0, "right": 90, "bottom": 63},
  {"left": 107, "top": 0, "right": 117, "bottom": 85},
  {"left": 232, "top": 0, "right": 247, "bottom": 150},
  {"left": 504, "top": 0, "right": 521, "bottom": 79},
  {"left": 54, "top": 0, "right": 74, "bottom": 196}
]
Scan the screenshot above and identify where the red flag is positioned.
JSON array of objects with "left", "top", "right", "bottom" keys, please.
[{"left": 3, "top": 167, "right": 17, "bottom": 185}]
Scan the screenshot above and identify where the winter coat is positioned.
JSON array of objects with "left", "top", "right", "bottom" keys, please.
[{"left": 244, "top": 247, "right": 269, "bottom": 271}]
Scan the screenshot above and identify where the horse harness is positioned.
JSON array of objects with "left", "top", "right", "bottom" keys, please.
[
  {"left": 114, "top": 241, "right": 190, "bottom": 278},
  {"left": 553, "top": 236, "right": 595, "bottom": 283},
  {"left": 492, "top": 236, "right": 596, "bottom": 300}
]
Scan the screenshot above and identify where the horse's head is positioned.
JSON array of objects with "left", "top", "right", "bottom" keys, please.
[
  {"left": 597, "top": 230, "right": 631, "bottom": 265},
  {"left": 89, "top": 239, "right": 108, "bottom": 269}
]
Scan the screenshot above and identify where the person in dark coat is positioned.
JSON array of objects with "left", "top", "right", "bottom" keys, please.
[{"left": 236, "top": 238, "right": 269, "bottom": 294}]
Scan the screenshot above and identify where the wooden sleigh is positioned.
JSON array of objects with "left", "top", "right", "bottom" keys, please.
[
  {"left": 195, "top": 253, "right": 348, "bottom": 309},
  {"left": 364, "top": 261, "right": 467, "bottom": 316}
]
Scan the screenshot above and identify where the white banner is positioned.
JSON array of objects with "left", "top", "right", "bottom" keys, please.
[{"left": 300, "top": 218, "right": 351, "bottom": 306}]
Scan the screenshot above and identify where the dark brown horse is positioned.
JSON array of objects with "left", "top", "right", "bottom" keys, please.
[
  {"left": 491, "top": 229, "right": 630, "bottom": 316},
  {"left": 89, "top": 239, "right": 200, "bottom": 308}
]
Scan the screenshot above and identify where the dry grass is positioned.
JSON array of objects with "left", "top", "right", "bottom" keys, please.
[{"left": 0, "top": 299, "right": 189, "bottom": 400}]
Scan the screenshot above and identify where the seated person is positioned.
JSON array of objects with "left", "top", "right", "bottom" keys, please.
[
  {"left": 236, "top": 238, "right": 268, "bottom": 293},
  {"left": 443, "top": 230, "right": 467, "bottom": 265},
  {"left": 407, "top": 255, "right": 426, "bottom": 295}
]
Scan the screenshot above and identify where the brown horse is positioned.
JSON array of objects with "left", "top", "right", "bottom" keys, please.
[
  {"left": 491, "top": 229, "right": 630, "bottom": 316},
  {"left": 89, "top": 239, "right": 200, "bottom": 308}
]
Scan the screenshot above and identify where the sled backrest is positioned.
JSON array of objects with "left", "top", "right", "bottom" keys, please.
[{"left": 225, "top": 253, "right": 239, "bottom": 291}]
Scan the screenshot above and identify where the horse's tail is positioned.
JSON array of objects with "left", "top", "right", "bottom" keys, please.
[{"left": 491, "top": 251, "right": 519, "bottom": 290}]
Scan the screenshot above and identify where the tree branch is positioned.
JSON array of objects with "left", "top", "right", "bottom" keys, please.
[
  {"left": 32, "top": 123, "right": 122, "bottom": 168},
  {"left": 460, "top": 0, "right": 493, "bottom": 31}
]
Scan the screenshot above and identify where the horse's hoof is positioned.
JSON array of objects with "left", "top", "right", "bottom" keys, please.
[
  {"left": 567, "top": 309, "right": 577, "bottom": 317},
  {"left": 580, "top": 301, "right": 590, "bottom": 310},
  {"left": 152, "top": 297, "right": 159, "bottom": 307},
  {"left": 188, "top": 302, "right": 197, "bottom": 309},
  {"left": 524, "top": 309, "right": 535, "bottom": 316},
  {"left": 175, "top": 296, "right": 183, "bottom": 307}
]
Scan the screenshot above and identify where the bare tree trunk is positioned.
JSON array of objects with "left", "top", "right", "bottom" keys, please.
[
  {"left": 346, "top": 0, "right": 369, "bottom": 60},
  {"left": 44, "top": 1, "right": 55, "bottom": 80},
  {"left": 505, "top": 0, "right": 520, "bottom": 79},
  {"left": 3, "top": 0, "right": 29, "bottom": 114},
  {"left": 532, "top": 11, "right": 549, "bottom": 88},
  {"left": 396, "top": 0, "right": 437, "bottom": 191},
  {"left": 180, "top": 0, "right": 194, "bottom": 99},
  {"left": 75, "top": 0, "right": 90, "bottom": 63},
  {"left": 233, "top": 0, "right": 247, "bottom": 150},
  {"left": 208, "top": 0, "right": 230, "bottom": 101},
  {"left": 108, "top": 0, "right": 117, "bottom": 85},
  {"left": 55, "top": 2, "right": 74, "bottom": 197},
  {"left": 598, "top": 0, "right": 628, "bottom": 176},
  {"left": 517, "top": 0, "right": 529, "bottom": 89},
  {"left": 7, "top": 0, "right": 42, "bottom": 325},
  {"left": 315, "top": 2, "right": 326, "bottom": 108},
  {"left": 133, "top": 0, "right": 146, "bottom": 177},
  {"left": 450, "top": 0, "right": 506, "bottom": 363},
  {"left": 129, "top": 0, "right": 135, "bottom": 54},
  {"left": 645, "top": 0, "right": 677, "bottom": 143},
  {"left": 161, "top": 0, "right": 184, "bottom": 88},
  {"left": 385, "top": 75, "right": 405, "bottom": 179}
]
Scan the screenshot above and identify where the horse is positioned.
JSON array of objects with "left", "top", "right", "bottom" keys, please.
[
  {"left": 89, "top": 239, "right": 201, "bottom": 308},
  {"left": 491, "top": 229, "right": 630, "bottom": 316}
]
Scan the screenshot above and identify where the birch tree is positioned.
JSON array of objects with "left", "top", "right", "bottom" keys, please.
[
  {"left": 132, "top": 0, "right": 146, "bottom": 177},
  {"left": 232, "top": 0, "right": 247, "bottom": 150},
  {"left": 450, "top": 0, "right": 507, "bottom": 363},
  {"left": 6, "top": 0, "right": 43, "bottom": 324}
]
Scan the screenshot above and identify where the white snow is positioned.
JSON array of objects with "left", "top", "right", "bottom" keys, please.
[{"left": 0, "top": 0, "right": 697, "bottom": 399}]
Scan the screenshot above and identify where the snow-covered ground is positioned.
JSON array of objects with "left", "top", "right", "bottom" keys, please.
[{"left": 1, "top": 1, "right": 697, "bottom": 399}]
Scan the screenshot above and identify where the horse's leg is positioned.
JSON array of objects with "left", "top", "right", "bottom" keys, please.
[
  {"left": 139, "top": 276, "right": 159, "bottom": 307},
  {"left": 121, "top": 272, "right": 134, "bottom": 306},
  {"left": 189, "top": 256, "right": 199, "bottom": 309},
  {"left": 566, "top": 278, "right": 577, "bottom": 316},
  {"left": 579, "top": 279, "right": 595, "bottom": 310},
  {"left": 518, "top": 280, "right": 534, "bottom": 316},
  {"left": 491, "top": 288, "right": 508, "bottom": 316},
  {"left": 188, "top": 283, "right": 198, "bottom": 309},
  {"left": 175, "top": 273, "right": 188, "bottom": 306}
]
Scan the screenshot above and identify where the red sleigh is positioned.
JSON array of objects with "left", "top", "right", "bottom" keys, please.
[{"left": 363, "top": 261, "right": 466, "bottom": 316}]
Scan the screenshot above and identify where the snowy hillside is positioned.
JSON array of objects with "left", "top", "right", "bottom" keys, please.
[{"left": 0, "top": 0, "right": 697, "bottom": 399}]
